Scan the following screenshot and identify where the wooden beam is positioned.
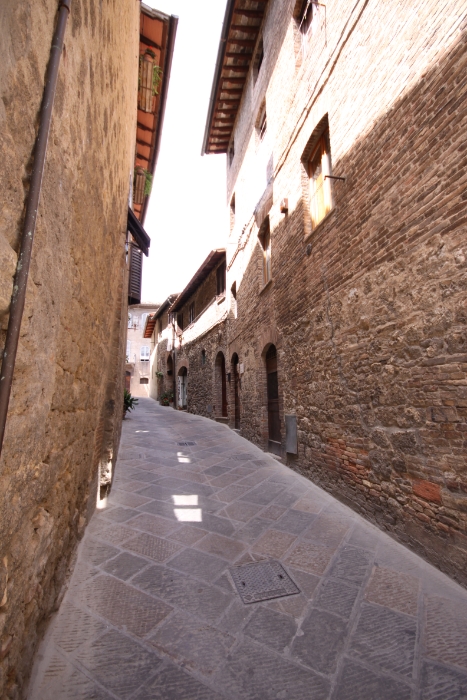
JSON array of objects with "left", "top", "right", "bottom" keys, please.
[
  {"left": 136, "top": 138, "right": 151, "bottom": 148},
  {"left": 227, "top": 39, "right": 256, "bottom": 47},
  {"left": 220, "top": 88, "right": 243, "bottom": 95},
  {"left": 231, "top": 24, "right": 260, "bottom": 33},
  {"left": 225, "top": 51, "right": 252, "bottom": 58},
  {"left": 218, "top": 99, "right": 241, "bottom": 104},
  {"left": 140, "top": 34, "right": 162, "bottom": 50},
  {"left": 213, "top": 117, "right": 235, "bottom": 123},
  {"left": 221, "top": 77, "right": 246, "bottom": 84},
  {"left": 137, "top": 121, "right": 154, "bottom": 133},
  {"left": 233, "top": 9, "right": 263, "bottom": 18}
]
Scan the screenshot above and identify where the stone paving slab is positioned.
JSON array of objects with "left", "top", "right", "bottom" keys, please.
[{"left": 29, "top": 398, "right": 467, "bottom": 699}]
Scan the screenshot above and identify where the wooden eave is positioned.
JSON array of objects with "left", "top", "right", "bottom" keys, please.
[
  {"left": 132, "top": 5, "right": 178, "bottom": 225},
  {"left": 202, "top": 0, "right": 269, "bottom": 155}
]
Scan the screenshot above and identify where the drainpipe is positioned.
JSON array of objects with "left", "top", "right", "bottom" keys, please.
[
  {"left": 0, "top": 0, "right": 71, "bottom": 457},
  {"left": 171, "top": 315, "right": 176, "bottom": 409}
]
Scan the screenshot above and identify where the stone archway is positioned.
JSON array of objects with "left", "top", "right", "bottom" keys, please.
[{"left": 177, "top": 366, "right": 188, "bottom": 409}]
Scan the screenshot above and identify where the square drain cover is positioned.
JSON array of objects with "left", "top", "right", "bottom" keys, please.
[
  {"left": 229, "top": 560, "right": 300, "bottom": 604},
  {"left": 177, "top": 441, "right": 196, "bottom": 446}
]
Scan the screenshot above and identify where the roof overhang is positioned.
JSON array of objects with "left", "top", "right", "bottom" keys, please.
[
  {"left": 169, "top": 250, "right": 226, "bottom": 313},
  {"left": 132, "top": 6, "right": 178, "bottom": 225},
  {"left": 128, "top": 207, "right": 151, "bottom": 256},
  {"left": 202, "top": 0, "right": 269, "bottom": 155},
  {"left": 143, "top": 294, "right": 178, "bottom": 337}
]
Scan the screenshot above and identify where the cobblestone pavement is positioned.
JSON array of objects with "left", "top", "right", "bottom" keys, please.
[{"left": 29, "top": 398, "right": 467, "bottom": 700}]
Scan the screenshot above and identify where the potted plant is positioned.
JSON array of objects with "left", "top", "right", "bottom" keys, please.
[
  {"left": 123, "top": 389, "right": 138, "bottom": 418},
  {"left": 159, "top": 390, "right": 173, "bottom": 407}
]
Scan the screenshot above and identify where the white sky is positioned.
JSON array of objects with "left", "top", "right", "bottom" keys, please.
[{"left": 141, "top": 0, "right": 228, "bottom": 304}]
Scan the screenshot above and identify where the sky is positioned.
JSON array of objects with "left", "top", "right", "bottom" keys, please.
[{"left": 141, "top": 0, "right": 228, "bottom": 304}]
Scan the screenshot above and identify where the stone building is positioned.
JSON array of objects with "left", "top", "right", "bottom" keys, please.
[
  {"left": 0, "top": 1, "right": 176, "bottom": 696},
  {"left": 168, "top": 0, "right": 467, "bottom": 586},
  {"left": 126, "top": 303, "right": 159, "bottom": 397}
]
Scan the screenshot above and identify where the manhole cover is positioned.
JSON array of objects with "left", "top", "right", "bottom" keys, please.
[
  {"left": 177, "top": 441, "right": 196, "bottom": 446},
  {"left": 229, "top": 560, "right": 300, "bottom": 604}
]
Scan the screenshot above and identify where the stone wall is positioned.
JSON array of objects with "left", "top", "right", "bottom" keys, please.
[
  {"left": 0, "top": 0, "right": 139, "bottom": 696},
  {"left": 191, "top": 0, "right": 467, "bottom": 585}
]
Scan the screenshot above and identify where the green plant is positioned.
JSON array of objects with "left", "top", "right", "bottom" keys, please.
[
  {"left": 155, "top": 370, "right": 164, "bottom": 379},
  {"left": 144, "top": 170, "right": 153, "bottom": 196},
  {"left": 152, "top": 64, "right": 163, "bottom": 95},
  {"left": 160, "top": 390, "right": 173, "bottom": 406},
  {"left": 123, "top": 389, "right": 138, "bottom": 417}
]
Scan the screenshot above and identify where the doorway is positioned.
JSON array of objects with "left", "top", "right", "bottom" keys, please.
[
  {"left": 215, "top": 351, "right": 227, "bottom": 417},
  {"left": 266, "top": 344, "right": 281, "bottom": 454},
  {"left": 177, "top": 366, "right": 187, "bottom": 409},
  {"left": 232, "top": 353, "right": 240, "bottom": 429}
]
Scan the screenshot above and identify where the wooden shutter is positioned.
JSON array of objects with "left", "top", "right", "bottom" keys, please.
[{"left": 128, "top": 244, "right": 142, "bottom": 305}]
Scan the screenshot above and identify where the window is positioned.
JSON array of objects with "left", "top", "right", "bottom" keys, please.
[
  {"left": 201, "top": 349, "right": 206, "bottom": 366},
  {"left": 126, "top": 340, "right": 131, "bottom": 360},
  {"left": 228, "top": 138, "right": 235, "bottom": 167},
  {"left": 231, "top": 281, "right": 237, "bottom": 318},
  {"left": 140, "top": 377, "right": 149, "bottom": 384},
  {"left": 230, "top": 194, "right": 236, "bottom": 234},
  {"left": 297, "top": 0, "right": 314, "bottom": 55},
  {"left": 307, "top": 132, "right": 333, "bottom": 229},
  {"left": 128, "top": 313, "right": 132, "bottom": 328},
  {"left": 177, "top": 312, "right": 184, "bottom": 330},
  {"left": 140, "top": 345, "right": 150, "bottom": 361},
  {"left": 259, "top": 217, "right": 272, "bottom": 285},
  {"left": 253, "top": 35, "right": 264, "bottom": 82},
  {"left": 216, "top": 261, "right": 226, "bottom": 296},
  {"left": 256, "top": 102, "right": 267, "bottom": 143},
  {"left": 189, "top": 302, "right": 195, "bottom": 325}
]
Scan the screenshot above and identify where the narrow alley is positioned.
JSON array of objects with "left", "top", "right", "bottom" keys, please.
[{"left": 30, "top": 398, "right": 467, "bottom": 700}]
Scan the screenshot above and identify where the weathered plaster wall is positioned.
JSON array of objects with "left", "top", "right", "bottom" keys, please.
[{"left": 0, "top": 0, "right": 139, "bottom": 696}]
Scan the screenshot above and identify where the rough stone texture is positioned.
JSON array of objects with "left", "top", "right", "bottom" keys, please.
[
  {"left": 0, "top": 0, "right": 139, "bottom": 696},
  {"left": 28, "top": 399, "right": 467, "bottom": 700},
  {"left": 149, "top": 0, "right": 467, "bottom": 586}
]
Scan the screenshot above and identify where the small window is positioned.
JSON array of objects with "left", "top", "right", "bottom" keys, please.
[
  {"left": 201, "top": 349, "right": 206, "bottom": 366},
  {"left": 177, "top": 312, "right": 184, "bottom": 330},
  {"left": 189, "top": 302, "right": 195, "bottom": 325},
  {"left": 228, "top": 138, "right": 235, "bottom": 167},
  {"left": 297, "top": 0, "right": 314, "bottom": 55},
  {"left": 259, "top": 217, "right": 271, "bottom": 285},
  {"left": 216, "top": 261, "right": 226, "bottom": 296},
  {"left": 308, "top": 132, "right": 333, "bottom": 229},
  {"left": 140, "top": 377, "right": 149, "bottom": 384},
  {"left": 140, "top": 345, "right": 150, "bottom": 361},
  {"left": 256, "top": 102, "right": 267, "bottom": 143},
  {"left": 253, "top": 35, "right": 264, "bottom": 82},
  {"left": 231, "top": 282, "right": 237, "bottom": 318},
  {"left": 230, "top": 194, "right": 236, "bottom": 234}
]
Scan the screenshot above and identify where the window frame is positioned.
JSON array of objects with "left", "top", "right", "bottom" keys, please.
[
  {"left": 258, "top": 217, "right": 272, "bottom": 286},
  {"left": 188, "top": 302, "right": 195, "bottom": 325},
  {"left": 307, "top": 131, "right": 333, "bottom": 230},
  {"left": 140, "top": 345, "right": 150, "bottom": 361},
  {"left": 216, "top": 261, "right": 226, "bottom": 296}
]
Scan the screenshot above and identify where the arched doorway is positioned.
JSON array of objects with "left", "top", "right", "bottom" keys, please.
[
  {"left": 266, "top": 344, "right": 281, "bottom": 454},
  {"left": 231, "top": 353, "right": 240, "bottom": 429},
  {"left": 215, "top": 351, "right": 227, "bottom": 417},
  {"left": 177, "top": 366, "right": 187, "bottom": 409}
]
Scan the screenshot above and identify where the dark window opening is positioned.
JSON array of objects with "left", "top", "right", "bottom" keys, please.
[
  {"left": 230, "top": 194, "right": 236, "bottom": 233},
  {"left": 140, "top": 377, "right": 149, "bottom": 384},
  {"left": 258, "top": 217, "right": 271, "bottom": 285},
  {"left": 217, "top": 261, "right": 226, "bottom": 296},
  {"left": 177, "top": 312, "right": 184, "bottom": 330},
  {"left": 189, "top": 302, "right": 195, "bottom": 324},
  {"left": 228, "top": 138, "right": 235, "bottom": 167},
  {"left": 201, "top": 349, "right": 206, "bottom": 366},
  {"left": 253, "top": 35, "right": 264, "bottom": 82},
  {"left": 257, "top": 102, "right": 267, "bottom": 142}
]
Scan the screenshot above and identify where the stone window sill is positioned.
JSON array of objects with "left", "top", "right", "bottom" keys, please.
[{"left": 259, "top": 279, "right": 273, "bottom": 295}]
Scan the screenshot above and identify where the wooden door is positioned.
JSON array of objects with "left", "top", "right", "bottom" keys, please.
[
  {"left": 233, "top": 358, "right": 240, "bottom": 429},
  {"left": 221, "top": 354, "right": 227, "bottom": 417},
  {"left": 266, "top": 345, "right": 281, "bottom": 454}
]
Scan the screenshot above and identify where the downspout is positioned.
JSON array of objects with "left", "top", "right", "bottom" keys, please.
[
  {"left": 0, "top": 0, "right": 71, "bottom": 457},
  {"left": 172, "top": 315, "right": 176, "bottom": 409}
]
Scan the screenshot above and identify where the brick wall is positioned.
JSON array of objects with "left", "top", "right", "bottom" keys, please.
[{"left": 190, "top": 0, "right": 467, "bottom": 585}]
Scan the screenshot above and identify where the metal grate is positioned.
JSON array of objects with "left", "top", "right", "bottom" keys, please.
[
  {"left": 177, "top": 441, "right": 196, "bottom": 446},
  {"left": 229, "top": 560, "right": 300, "bottom": 604}
]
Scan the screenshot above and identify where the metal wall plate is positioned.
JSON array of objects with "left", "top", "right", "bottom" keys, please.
[{"left": 229, "top": 560, "right": 300, "bottom": 604}]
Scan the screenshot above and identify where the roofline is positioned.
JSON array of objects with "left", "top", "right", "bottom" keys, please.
[
  {"left": 169, "top": 249, "right": 226, "bottom": 313},
  {"left": 152, "top": 294, "right": 178, "bottom": 321},
  {"left": 201, "top": 0, "right": 237, "bottom": 156},
  {"left": 142, "top": 13, "right": 179, "bottom": 224},
  {"left": 141, "top": 2, "right": 171, "bottom": 22}
]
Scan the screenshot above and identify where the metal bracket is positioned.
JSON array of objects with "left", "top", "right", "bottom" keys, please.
[{"left": 324, "top": 175, "right": 346, "bottom": 182}]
